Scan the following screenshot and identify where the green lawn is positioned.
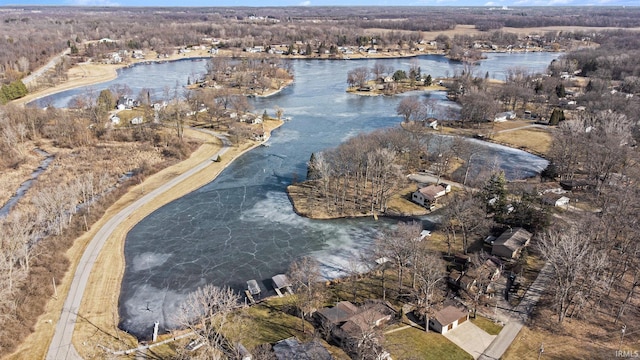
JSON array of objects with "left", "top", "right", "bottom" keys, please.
[
  {"left": 384, "top": 327, "right": 473, "bottom": 360},
  {"left": 471, "top": 315, "right": 503, "bottom": 336}
]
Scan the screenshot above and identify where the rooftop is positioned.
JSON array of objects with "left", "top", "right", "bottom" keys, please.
[
  {"left": 434, "top": 305, "right": 468, "bottom": 326},
  {"left": 493, "top": 227, "right": 532, "bottom": 251}
]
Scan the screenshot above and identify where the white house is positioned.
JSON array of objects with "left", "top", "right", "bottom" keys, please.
[
  {"left": 493, "top": 111, "right": 516, "bottom": 122},
  {"left": 130, "top": 117, "right": 143, "bottom": 125},
  {"left": 429, "top": 306, "right": 469, "bottom": 334},
  {"left": 542, "top": 193, "right": 570, "bottom": 207},
  {"left": 411, "top": 184, "right": 446, "bottom": 207},
  {"left": 109, "top": 115, "right": 120, "bottom": 125}
]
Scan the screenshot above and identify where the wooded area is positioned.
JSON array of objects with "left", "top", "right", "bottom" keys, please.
[
  {"left": 0, "top": 5, "right": 639, "bottom": 359},
  {"left": 2, "top": 6, "right": 640, "bottom": 87}
]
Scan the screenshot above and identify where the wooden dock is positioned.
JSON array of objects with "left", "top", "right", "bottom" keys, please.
[
  {"left": 245, "top": 290, "right": 256, "bottom": 304},
  {"left": 272, "top": 274, "right": 293, "bottom": 297}
]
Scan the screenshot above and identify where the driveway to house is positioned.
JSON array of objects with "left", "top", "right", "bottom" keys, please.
[
  {"left": 444, "top": 321, "right": 497, "bottom": 360},
  {"left": 46, "top": 133, "right": 231, "bottom": 360},
  {"left": 477, "top": 262, "right": 553, "bottom": 360},
  {"left": 408, "top": 171, "right": 474, "bottom": 192}
]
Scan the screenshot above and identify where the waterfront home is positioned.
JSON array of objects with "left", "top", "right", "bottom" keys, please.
[
  {"left": 491, "top": 228, "right": 532, "bottom": 259},
  {"left": 542, "top": 193, "right": 570, "bottom": 207},
  {"left": 411, "top": 184, "right": 447, "bottom": 208}
]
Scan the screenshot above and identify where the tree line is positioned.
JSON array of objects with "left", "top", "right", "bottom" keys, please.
[
  {"left": 0, "top": 94, "right": 197, "bottom": 355},
  {"left": 3, "top": 6, "right": 640, "bottom": 86}
]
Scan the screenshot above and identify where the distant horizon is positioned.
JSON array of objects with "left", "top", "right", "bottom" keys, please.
[{"left": 3, "top": 1, "right": 639, "bottom": 8}]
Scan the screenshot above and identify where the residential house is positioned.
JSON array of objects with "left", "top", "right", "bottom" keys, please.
[
  {"left": 411, "top": 184, "right": 447, "bottom": 208},
  {"left": 560, "top": 179, "right": 594, "bottom": 191},
  {"left": 450, "top": 258, "right": 502, "bottom": 294},
  {"left": 542, "top": 193, "right": 570, "bottom": 207},
  {"left": 493, "top": 111, "right": 516, "bottom": 122},
  {"left": 273, "top": 337, "right": 332, "bottom": 360},
  {"left": 315, "top": 301, "right": 394, "bottom": 359},
  {"left": 491, "top": 228, "right": 532, "bottom": 259},
  {"left": 109, "top": 115, "right": 120, "bottom": 125},
  {"left": 130, "top": 117, "right": 143, "bottom": 125},
  {"left": 429, "top": 306, "right": 469, "bottom": 334},
  {"left": 116, "top": 96, "right": 138, "bottom": 110}
]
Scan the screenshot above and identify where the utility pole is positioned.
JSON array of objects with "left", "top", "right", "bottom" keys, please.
[{"left": 537, "top": 343, "right": 544, "bottom": 360}]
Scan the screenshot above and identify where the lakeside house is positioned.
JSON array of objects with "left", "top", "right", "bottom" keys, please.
[
  {"left": 491, "top": 228, "right": 532, "bottom": 259},
  {"left": 449, "top": 258, "right": 502, "bottom": 294},
  {"left": 411, "top": 183, "right": 450, "bottom": 208},
  {"left": 315, "top": 300, "right": 394, "bottom": 359},
  {"left": 542, "top": 193, "right": 570, "bottom": 207},
  {"left": 493, "top": 111, "right": 516, "bottom": 122},
  {"left": 429, "top": 306, "right": 469, "bottom": 334}
]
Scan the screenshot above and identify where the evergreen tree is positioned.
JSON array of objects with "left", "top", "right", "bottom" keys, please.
[
  {"left": 480, "top": 171, "right": 508, "bottom": 216},
  {"left": 307, "top": 153, "right": 319, "bottom": 180},
  {"left": 425, "top": 74, "right": 433, "bottom": 86},
  {"left": 393, "top": 70, "right": 407, "bottom": 81},
  {"left": 549, "top": 108, "right": 565, "bottom": 125},
  {"left": 97, "top": 89, "right": 116, "bottom": 113},
  {"left": 555, "top": 83, "right": 566, "bottom": 98}
]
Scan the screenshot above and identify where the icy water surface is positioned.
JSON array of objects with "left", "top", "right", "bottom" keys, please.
[{"left": 34, "top": 52, "right": 558, "bottom": 338}]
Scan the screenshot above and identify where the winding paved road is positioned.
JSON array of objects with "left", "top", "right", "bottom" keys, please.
[
  {"left": 46, "top": 133, "right": 231, "bottom": 360},
  {"left": 22, "top": 49, "right": 71, "bottom": 87}
]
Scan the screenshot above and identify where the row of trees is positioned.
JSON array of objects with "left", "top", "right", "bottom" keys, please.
[
  {"left": 347, "top": 59, "right": 432, "bottom": 90},
  {"left": 5, "top": 6, "right": 639, "bottom": 86},
  {"left": 0, "top": 80, "right": 27, "bottom": 104}
]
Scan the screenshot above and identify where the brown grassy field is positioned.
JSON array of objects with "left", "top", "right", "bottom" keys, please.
[
  {"left": 491, "top": 127, "right": 553, "bottom": 156},
  {"left": 0, "top": 149, "right": 42, "bottom": 207}
]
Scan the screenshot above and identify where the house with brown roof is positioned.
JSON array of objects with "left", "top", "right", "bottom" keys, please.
[
  {"left": 491, "top": 228, "right": 532, "bottom": 259},
  {"left": 542, "top": 193, "right": 570, "bottom": 207},
  {"left": 429, "top": 306, "right": 469, "bottom": 334},
  {"left": 315, "top": 301, "right": 394, "bottom": 355},
  {"left": 450, "top": 258, "right": 501, "bottom": 293},
  {"left": 412, "top": 184, "right": 447, "bottom": 208}
]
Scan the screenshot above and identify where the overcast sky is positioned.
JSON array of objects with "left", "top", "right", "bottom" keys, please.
[{"left": 5, "top": 0, "right": 638, "bottom": 8}]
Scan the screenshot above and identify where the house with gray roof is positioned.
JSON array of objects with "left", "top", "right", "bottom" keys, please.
[{"left": 491, "top": 227, "right": 532, "bottom": 259}]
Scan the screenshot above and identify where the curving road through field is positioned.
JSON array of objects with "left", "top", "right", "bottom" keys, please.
[{"left": 46, "top": 133, "right": 231, "bottom": 360}]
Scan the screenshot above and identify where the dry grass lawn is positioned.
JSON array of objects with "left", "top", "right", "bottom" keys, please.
[
  {"left": 491, "top": 127, "right": 552, "bottom": 156},
  {"left": 384, "top": 326, "right": 472, "bottom": 360}
]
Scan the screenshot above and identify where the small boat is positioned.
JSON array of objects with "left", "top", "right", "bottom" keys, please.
[{"left": 247, "top": 279, "right": 261, "bottom": 296}]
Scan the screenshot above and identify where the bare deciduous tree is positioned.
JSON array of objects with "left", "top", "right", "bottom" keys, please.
[
  {"left": 174, "top": 284, "right": 241, "bottom": 358},
  {"left": 287, "top": 256, "right": 326, "bottom": 334},
  {"left": 537, "top": 227, "right": 600, "bottom": 324}
]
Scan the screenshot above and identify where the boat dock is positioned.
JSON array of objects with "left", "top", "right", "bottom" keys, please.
[{"left": 272, "top": 274, "right": 294, "bottom": 297}]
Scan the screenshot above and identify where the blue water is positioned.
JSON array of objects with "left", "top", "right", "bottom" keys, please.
[{"left": 33, "top": 52, "right": 559, "bottom": 339}]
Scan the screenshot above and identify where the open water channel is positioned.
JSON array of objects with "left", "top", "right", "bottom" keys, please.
[{"left": 35, "top": 52, "right": 558, "bottom": 338}]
